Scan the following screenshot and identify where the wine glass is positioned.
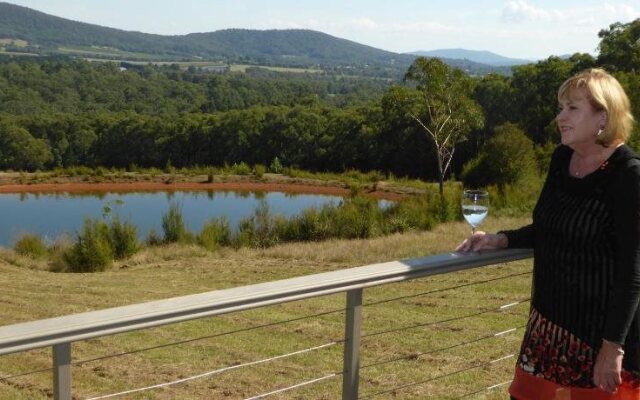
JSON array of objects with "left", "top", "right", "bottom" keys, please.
[{"left": 462, "top": 190, "right": 489, "bottom": 234}]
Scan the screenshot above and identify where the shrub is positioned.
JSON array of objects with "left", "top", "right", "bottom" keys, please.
[
  {"left": 48, "top": 234, "right": 73, "bottom": 273},
  {"left": 145, "top": 228, "right": 163, "bottom": 246},
  {"left": 386, "top": 195, "right": 436, "bottom": 232},
  {"left": 164, "top": 159, "right": 175, "bottom": 174},
  {"left": 348, "top": 183, "right": 363, "bottom": 197},
  {"left": 289, "top": 207, "right": 325, "bottom": 241},
  {"left": 94, "top": 166, "right": 108, "bottom": 177},
  {"left": 109, "top": 216, "right": 139, "bottom": 259},
  {"left": 162, "top": 203, "right": 188, "bottom": 243},
  {"left": 64, "top": 219, "right": 113, "bottom": 272},
  {"left": 230, "top": 162, "right": 252, "bottom": 176},
  {"left": 269, "top": 157, "right": 284, "bottom": 174},
  {"left": 462, "top": 123, "right": 537, "bottom": 190},
  {"left": 66, "top": 165, "right": 93, "bottom": 176},
  {"left": 199, "top": 217, "right": 231, "bottom": 251},
  {"left": 332, "top": 197, "right": 384, "bottom": 239},
  {"left": 488, "top": 176, "right": 544, "bottom": 216},
  {"left": 14, "top": 233, "right": 48, "bottom": 259},
  {"left": 230, "top": 201, "right": 284, "bottom": 248},
  {"left": 253, "top": 164, "right": 266, "bottom": 178}
]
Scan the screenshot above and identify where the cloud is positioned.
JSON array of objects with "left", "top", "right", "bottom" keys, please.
[
  {"left": 501, "top": 0, "right": 639, "bottom": 25},
  {"left": 351, "top": 17, "right": 378, "bottom": 30},
  {"left": 501, "top": 0, "right": 565, "bottom": 23}
]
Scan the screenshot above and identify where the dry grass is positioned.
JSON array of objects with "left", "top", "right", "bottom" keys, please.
[{"left": 0, "top": 216, "right": 532, "bottom": 399}]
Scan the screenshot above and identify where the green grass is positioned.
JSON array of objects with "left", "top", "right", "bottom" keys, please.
[{"left": 0, "top": 216, "right": 532, "bottom": 399}]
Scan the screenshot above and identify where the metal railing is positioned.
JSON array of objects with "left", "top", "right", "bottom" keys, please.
[{"left": 0, "top": 248, "right": 533, "bottom": 399}]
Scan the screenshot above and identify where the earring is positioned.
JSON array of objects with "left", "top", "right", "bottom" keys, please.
[{"left": 597, "top": 128, "right": 604, "bottom": 137}]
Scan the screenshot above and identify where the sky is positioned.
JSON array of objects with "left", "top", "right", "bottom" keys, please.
[{"left": 4, "top": 0, "right": 640, "bottom": 60}]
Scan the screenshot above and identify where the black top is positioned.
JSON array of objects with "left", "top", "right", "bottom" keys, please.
[{"left": 502, "top": 144, "right": 640, "bottom": 374}]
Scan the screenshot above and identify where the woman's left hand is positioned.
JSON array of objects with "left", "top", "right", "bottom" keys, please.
[{"left": 593, "top": 340, "right": 624, "bottom": 393}]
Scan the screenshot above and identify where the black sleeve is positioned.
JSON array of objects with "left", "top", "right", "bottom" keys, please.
[
  {"left": 500, "top": 224, "right": 534, "bottom": 248},
  {"left": 603, "top": 160, "right": 640, "bottom": 344},
  {"left": 499, "top": 145, "right": 568, "bottom": 249}
]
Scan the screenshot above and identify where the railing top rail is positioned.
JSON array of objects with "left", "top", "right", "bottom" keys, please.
[{"left": 0, "top": 248, "right": 532, "bottom": 356}]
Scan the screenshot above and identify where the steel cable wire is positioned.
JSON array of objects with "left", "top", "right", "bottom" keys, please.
[
  {"left": 360, "top": 299, "right": 530, "bottom": 340},
  {"left": 363, "top": 271, "right": 532, "bottom": 308},
  {"left": 360, "top": 325, "right": 526, "bottom": 370},
  {"left": 0, "top": 366, "right": 52, "bottom": 382},
  {"left": 73, "top": 307, "right": 345, "bottom": 367},
  {"left": 359, "top": 353, "right": 516, "bottom": 399},
  {"left": 84, "top": 342, "right": 338, "bottom": 400},
  {"left": 0, "top": 267, "right": 531, "bottom": 393},
  {"left": 456, "top": 380, "right": 512, "bottom": 399},
  {"left": 0, "top": 309, "right": 346, "bottom": 382},
  {"left": 243, "top": 373, "right": 339, "bottom": 400}
]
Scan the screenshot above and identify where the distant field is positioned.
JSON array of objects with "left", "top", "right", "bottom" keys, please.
[
  {"left": 0, "top": 50, "right": 39, "bottom": 56},
  {"left": 0, "top": 38, "right": 38, "bottom": 56},
  {"left": 0, "top": 38, "right": 28, "bottom": 47},
  {"left": 79, "top": 56, "right": 319, "bottom": 74},
  {"left": 57, "top": 45, "right": 169, "bottom": 60},
  {"left": 0, "top": 216, "right": 531, "bottom": 399},
  {"left": 0, "top": 41, "right": 324, "bottom": 74},
  {"left": 230, "top": 63, "right": 323, "bottom": 73}
]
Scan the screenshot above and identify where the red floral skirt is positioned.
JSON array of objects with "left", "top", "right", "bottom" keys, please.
[{"left": 509, "top": 308, "right": 640, "bottom": 400}]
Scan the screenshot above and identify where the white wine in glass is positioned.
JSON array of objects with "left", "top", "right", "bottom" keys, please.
[{"left": 462, "top": 190, "right": 489, "bottom": 233}]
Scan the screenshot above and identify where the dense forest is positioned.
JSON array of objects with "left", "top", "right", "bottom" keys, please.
[{"left": 1, "top": 19, "right": 639, "bottom": 187}]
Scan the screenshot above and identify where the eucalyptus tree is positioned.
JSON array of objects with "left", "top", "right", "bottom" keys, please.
[
  {"left": 0, "top": 120, "right": 53, "bottom": 171},
  {"left": 597, "top": 19, "right": 640, "bottom": 73},
  {"left": 403, "top": 57, "right": 484, "bottom": 195}
]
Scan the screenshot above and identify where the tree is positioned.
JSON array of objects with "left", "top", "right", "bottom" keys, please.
[
  {"left": 403, "top": 57, "right": 484, "bottom": 194},
  {"left": 510, "top": 57, "right": 574, "bottom": 143},
  {"left": 378, "top": 86, "right": 435, "bottom": 179},
  {"left": 0, "top": 120, "right": 53, "bottom": 171},
  {"left": 461, "top": 123, "right": 537, "bottom": 190},
  {"left": 597, "top": 19, "right": 640, "bottom": 73}
]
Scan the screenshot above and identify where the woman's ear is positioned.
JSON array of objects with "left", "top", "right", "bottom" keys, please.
[{"left": 599, "top": 111, "right": 608, "bottom": 129}]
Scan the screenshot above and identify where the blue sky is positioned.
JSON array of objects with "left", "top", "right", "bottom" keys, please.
[{"left": 4, "top": 0, "right": 640, "bottom": 59}]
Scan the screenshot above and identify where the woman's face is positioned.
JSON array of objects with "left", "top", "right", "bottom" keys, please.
[{"left": 556, "top": 89, "right": 605, "bottom": 148}]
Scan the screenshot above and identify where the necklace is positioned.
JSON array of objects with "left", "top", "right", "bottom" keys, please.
[
  {"left": 570, "top": 143, "right": 622, "bottom": 177},
  {"left": 571, "top": 149, "right": 615, "bottom": 177}
]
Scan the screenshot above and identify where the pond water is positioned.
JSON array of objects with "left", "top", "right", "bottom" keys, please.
[{"left": 0, "top": 190, "right": 387, "bottom": 247}]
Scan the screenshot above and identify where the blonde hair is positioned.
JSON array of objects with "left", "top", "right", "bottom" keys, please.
[{"left": 557, "top": 68, "right": 634, "bottom": 146}]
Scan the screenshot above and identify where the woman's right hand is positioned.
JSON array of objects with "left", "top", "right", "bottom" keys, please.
[{"left": 455, "top": 231, "right": 508, "bottom": 253}]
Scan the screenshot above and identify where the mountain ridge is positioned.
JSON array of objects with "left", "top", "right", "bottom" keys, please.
[
  {"left": 409, "top": 48, "right": 533, "bottom": 66},
  {"left": 0, "top": 2, "right": 518, "bottom": 75}
]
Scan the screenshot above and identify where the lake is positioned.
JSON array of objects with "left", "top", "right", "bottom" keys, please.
[{"left": 0, "top": 190, "right": 386, "bottom": 247}]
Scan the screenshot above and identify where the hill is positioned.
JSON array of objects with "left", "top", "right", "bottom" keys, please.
[
  {"left": 0, "top": 3, "right": 410, "bottom": 67},
  {"left": 0, "top": 2, "right": 514, "bottom": 76},
  {"left": 410, "top": 48, "right": 533, "bottom": 66}
]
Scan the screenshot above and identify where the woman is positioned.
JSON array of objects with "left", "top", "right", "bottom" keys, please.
[{"left": 457, "top": 68, "right": 640, "bottom": 399}]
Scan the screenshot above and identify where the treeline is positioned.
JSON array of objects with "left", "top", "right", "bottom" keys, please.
[
  {"left": 0, "top": 106, "right": 440, "bottom": 179},
  {"left": 0, "top": 59, "right": 389, "bottom": 115},
  {"left": 1, "top": 20, "right": 640, "bottom": 185}
]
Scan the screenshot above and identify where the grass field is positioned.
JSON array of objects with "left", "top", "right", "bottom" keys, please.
[
  {"left": 0, "top": 39, "right": 28, "bottom": 47},
  {"left": 229, "top": 64, "right": 323, "bottom": 74},
  {"left": 0, "top": 216, "right": 532, "bottom": 399},
  {"left": 57, "top": 46, "right": 171, "bottom": 61}
]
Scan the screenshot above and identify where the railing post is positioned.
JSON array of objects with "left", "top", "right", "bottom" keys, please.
[
  {"left": 53, "top": 342, "right": 72, "bottom": 400},
  {"left": 342, "top": 288, "right": 363, "bottom": 400}
]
